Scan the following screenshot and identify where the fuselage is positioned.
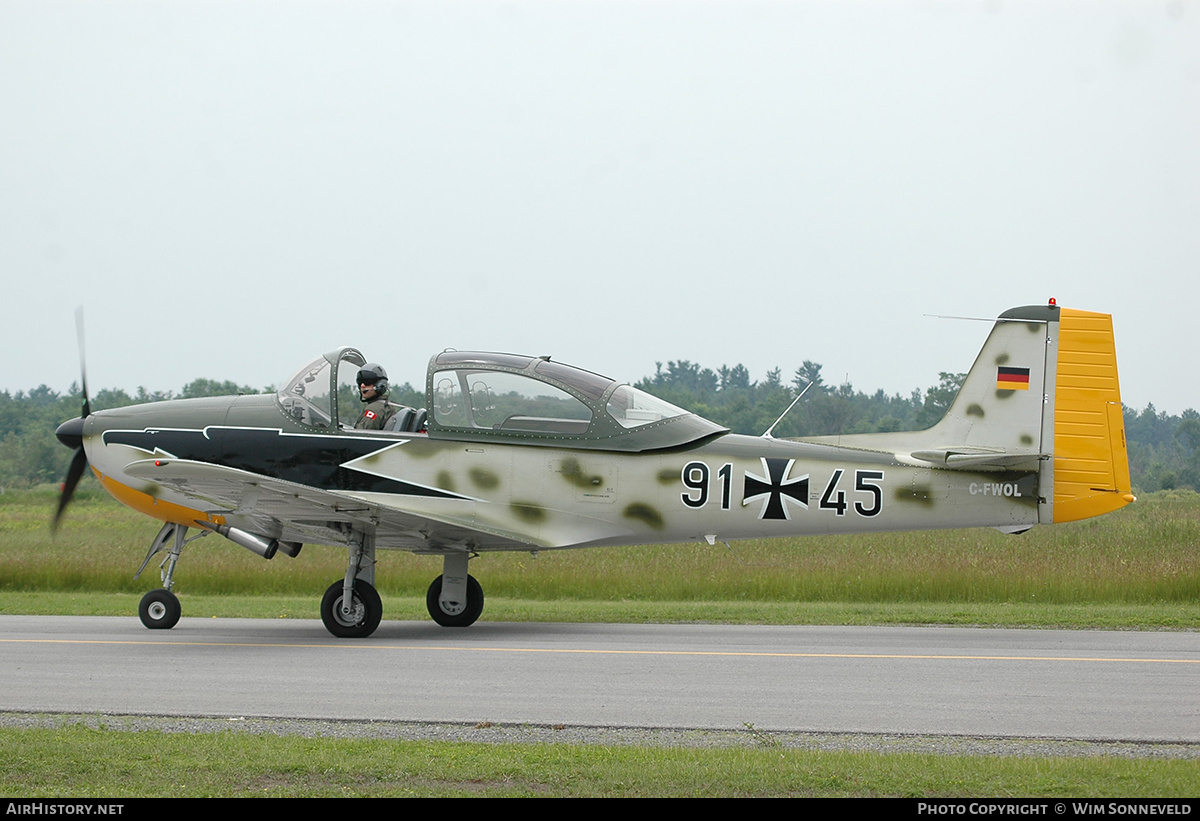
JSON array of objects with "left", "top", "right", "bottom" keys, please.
[{"left": 76, "top": 392, "right": 1039, "bottom": 553}]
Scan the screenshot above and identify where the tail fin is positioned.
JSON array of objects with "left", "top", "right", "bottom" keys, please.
[
  {"left": 798, "top": 303, "right": 1135, "bottom": 524},
  {"left": 921, "top": 304, "right": 1059, "bottom": 463}
]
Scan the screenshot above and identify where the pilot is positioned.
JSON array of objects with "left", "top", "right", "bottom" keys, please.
[{"left": 354, "top": 363, "right": 398, "bottom": 430}]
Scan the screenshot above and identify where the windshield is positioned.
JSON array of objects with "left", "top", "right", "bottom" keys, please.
[{"left": 278, "top": 356, "right": 334, "bottom": 428}]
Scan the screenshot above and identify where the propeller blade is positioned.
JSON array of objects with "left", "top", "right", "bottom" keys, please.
[
  {"left": 75, "top": 307, "right": 90, "bottom": 419},
  {"left": 53, "top": 446, "right": 88, "bottom": 532},
  {"left": 54, "top": 307, "right": 93, "bottom": 532}
]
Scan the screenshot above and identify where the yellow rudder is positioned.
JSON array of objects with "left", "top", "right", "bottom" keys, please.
[{"left": 1051, "top": 308, "right": 1136, "bottom": 522}]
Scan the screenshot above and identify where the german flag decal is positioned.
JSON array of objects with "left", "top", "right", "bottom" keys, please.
[{"left": 996, "top": 366, "right": 1031, "bottom": 391}]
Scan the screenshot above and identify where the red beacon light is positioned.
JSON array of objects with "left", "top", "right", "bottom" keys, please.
[{"left": 1048, "top": 297, "right": 1057, "bottom": 306}]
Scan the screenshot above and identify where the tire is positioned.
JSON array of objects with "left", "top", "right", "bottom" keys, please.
[
  {"left": 426, "top": 574, "right": 484, "bottom": 627},
  {"left": 139, "top": 589, "right": 181, "bottom": 630},
  {"left": 320, "top": 579, "right": 383, "bottom": 638}
]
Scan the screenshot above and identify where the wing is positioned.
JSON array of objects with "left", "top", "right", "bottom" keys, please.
[{"left": 123, "top": 458, "right": 537, "bottom": 552}]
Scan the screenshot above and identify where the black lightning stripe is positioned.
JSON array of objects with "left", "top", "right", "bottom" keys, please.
[{"left": 102, "top": 427, "right": 464, "bottom": 499}]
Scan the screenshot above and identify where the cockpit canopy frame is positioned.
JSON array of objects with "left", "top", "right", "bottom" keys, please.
[{"left": 276, "top": 347, "right": 728, "bottom": 451}]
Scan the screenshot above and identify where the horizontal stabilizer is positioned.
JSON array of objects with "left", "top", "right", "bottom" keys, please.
[{"left": 910, "top": 447, "right": 1047, "bottom": 469}]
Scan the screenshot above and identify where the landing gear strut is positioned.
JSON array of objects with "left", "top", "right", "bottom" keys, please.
[{"left": 135, "top": 522, "right": 204, "bottom": 630}]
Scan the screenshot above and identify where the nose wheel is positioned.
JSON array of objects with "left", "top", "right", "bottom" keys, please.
[{"left": 138, "top": 589, "right": 181, "bottom": 630}]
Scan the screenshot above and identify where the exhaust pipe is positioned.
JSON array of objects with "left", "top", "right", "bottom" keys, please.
[
  {"left": 220, "top": 526, "right": 278, "bottom": 559},
  {"left": 195, "top": 521, "right": 278, "bottom": 559}
]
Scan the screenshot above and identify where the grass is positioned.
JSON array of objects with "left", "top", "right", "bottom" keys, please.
[{"left": 1, "top": 724, "right": 1197, "bottom": 797}]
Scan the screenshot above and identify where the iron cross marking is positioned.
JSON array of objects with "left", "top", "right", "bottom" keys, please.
[{"left": 743, "top": 457, "right": 809, "bottom": 520}]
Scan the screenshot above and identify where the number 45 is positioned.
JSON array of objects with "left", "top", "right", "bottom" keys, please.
[{"left": 819, "top": 469, "right": 884, "bottom": 517}]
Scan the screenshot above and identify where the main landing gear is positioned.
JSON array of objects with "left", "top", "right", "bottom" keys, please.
[
  {"left": 425, "top": 551, "right": 484, "bottom": 627},
  {"left": 319, "top": 532, "right": 382, "bottom": 638},
  {"left": 318, "top": 545, "right": 485, "bottom": 638},
  {"left": 320, "top": 578, "right": 383, "bottom": 638}
]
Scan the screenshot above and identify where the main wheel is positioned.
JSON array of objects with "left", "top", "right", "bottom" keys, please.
[
  {"left": 320, "top": 579, "right": 383, "bottom": 638},
  {"left": 138, "top": 589, "right": 181, "bottom": 630},
  {"left": 426, "top": 574, "right": 484, "bottom": 627}
]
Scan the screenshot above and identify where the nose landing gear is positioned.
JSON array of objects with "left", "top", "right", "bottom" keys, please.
[{"left": 135, "top": 522, "right": 204, "bottom": 630}]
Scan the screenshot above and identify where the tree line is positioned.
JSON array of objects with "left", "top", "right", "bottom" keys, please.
[{"left": 2, "top": 366, "right": 1196, "bottom": 494}]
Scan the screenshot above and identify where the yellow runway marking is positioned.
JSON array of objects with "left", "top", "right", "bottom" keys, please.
[{"left": 2, "top": 638, "right": 1196, "bottom": 664}]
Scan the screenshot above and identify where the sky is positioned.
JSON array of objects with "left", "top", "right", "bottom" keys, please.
[{"left": 2, "top": 0, "right": 1197, "bottom": 415}]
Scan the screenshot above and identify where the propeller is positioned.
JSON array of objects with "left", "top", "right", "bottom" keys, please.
[{"left": 52, "top": 308, "right": 91, "bottom": 532}]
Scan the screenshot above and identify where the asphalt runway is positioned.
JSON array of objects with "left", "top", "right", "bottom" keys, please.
[{"left": 2, "top": 616, "right": 1197, "bottom": 743}]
